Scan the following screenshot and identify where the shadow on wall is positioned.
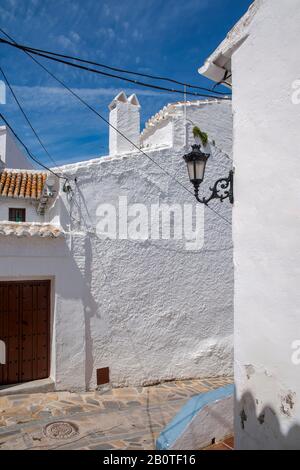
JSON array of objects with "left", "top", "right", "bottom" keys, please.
[
  {"left": 82, "top": 236, "right": 99, "bottom": 390},
  {"left": 236, "top": 390, "right": 300, "bottom": 450},
  {"left": 63, "top": 182, "right": 154, "bottom": 390}
]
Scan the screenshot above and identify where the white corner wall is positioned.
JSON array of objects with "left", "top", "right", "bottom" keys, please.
[
  {"left": 55, "top": 134, "right": 233, "bottom": 389},
  {"left": 0, "top": 236, "right": 86, "bottom": 391},
  {"left": 0, "top": 127, "right": 33, "bottom": 170},
  {"left": 0, "top": 100, "right": 233, "bottom": 391},
  {"left": 232, "top": 0, "right": 300, "bottom": 449}
]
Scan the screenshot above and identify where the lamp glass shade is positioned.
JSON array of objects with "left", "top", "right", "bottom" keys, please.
[{"left": 187, "top": 159, "right": 206, "bottom": 182}]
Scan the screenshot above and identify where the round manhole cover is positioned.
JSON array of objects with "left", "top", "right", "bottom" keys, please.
[{"left": 43, "top": 421, "right": 79, "bottom": 440}]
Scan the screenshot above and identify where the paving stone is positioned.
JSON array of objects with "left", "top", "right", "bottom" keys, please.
[
  {"left": 103, "top": 400, "right": 121, "bottom": 410},
  {"left": 109, "top": 439, "right": 127, "bottom": 449},
  {"left": 53, "top": 438, "right": 92, "bottom": 450},
  {"left": 126, "top": 400, "right": 142, "bottom": 407},
  {"left": 89, "top": 443, "right": 116, "bottom": 450},
  {"left": 27, "top": 404, "right": 43, "bottom": 413},
  {"left": 6, "top": 394, "right": 31, "bottom": 400},
  {"left": 0, "top": 376, "right": 232, "bottom": 450},
  {"left": 35, "top": 411, "right": 52, "bottom": 419},
  {"left": 0, "top": 428, "right": 21, "bottom": 438},
  {"left": 64, "top": 405, "right": 84, "bottom": 414},
  {"left": 51, "top": 409, "right": 64, "bottom": 417},
  {"left": 85, "top": 398, "right": 100, "bottom": 406}
]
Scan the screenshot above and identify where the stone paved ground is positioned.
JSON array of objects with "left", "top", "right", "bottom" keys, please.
[
  {"left": 0, "top": 376, "right": 232, "bottom": 450},
  {"left": 203, "top": 436, "right": 234, "bottom": 450}
]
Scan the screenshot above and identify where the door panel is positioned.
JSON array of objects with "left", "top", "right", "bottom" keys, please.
[{"left": 0, "top": 281, "right": 50, "bottom": 385}]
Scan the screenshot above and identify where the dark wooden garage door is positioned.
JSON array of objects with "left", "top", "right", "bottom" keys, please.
[{"left": 0, "top": 280, "right": 50, "bottom": 385}]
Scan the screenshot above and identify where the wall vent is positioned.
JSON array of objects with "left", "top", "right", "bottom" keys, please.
[{"left": 96, "top": 367, "right": 110, "bottom": 385}]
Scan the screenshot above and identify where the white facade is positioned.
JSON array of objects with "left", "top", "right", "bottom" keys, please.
[
  {"left": 0, "top": 199, "right": 43, "bottom": 223},
  {"left": 0, "top": 126, "right": 33, "bottom": 170},
  {"left": 200, "top": 0, "right": 300, "bottom": 449},
  {"left": 109, "top": 92, "right": 141, "bottom": 155},
  {"left": 0, "top": 96, "right": 233, "bottom": 390}
]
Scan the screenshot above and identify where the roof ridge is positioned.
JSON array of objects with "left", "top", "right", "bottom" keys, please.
[{"left": 141, "top": 98, "right": 225, "bottom": 137}]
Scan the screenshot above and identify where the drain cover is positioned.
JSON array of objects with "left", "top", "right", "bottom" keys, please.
[{"left": 43, "top": 421, "right": 78, "bottom": 440}]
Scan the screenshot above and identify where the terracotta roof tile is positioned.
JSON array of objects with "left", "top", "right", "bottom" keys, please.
[{"left": 0, "top": 170, "right": 48, "bottom": 200}]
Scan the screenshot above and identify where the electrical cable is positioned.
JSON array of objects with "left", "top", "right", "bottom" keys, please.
[
  {"left": 0, "top": 112, "right": 66, "bottom": 180},
  {"left": 0, "top": 65, "right": 67, "bottom": 175},
  {"left": 0, "top": 36, "right": 231, "bottom": 101},
  {"left": 0, "top": 28, "right": 231, "bottom": 225},
  {"left": 0, "top": 32, "right": 230, "bottom": 96}
]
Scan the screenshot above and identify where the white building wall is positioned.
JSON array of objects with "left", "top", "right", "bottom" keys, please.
[
  {"left": 0, "top": 236, "right": 86, "bottom": 391},
  {"left": 0, "top": 199, "right": 44, "bottom": 223},
  {"left": 54, "top": 108, "right": 233, "bottom": 389},
  {"left": 141, "top": 101, "right": 232, "bottom": 155},
  {"left": 232, "top": 0, "right": 300, "bottom": 449},
  {"left": 0, "top": 100, "right": 233, "bottom": 391},
  {"left": 0, "top": 127, "right": 33, "bottom": 170},
  {"left": 141, "top": 119, "right": 173, "bottom": 150}
]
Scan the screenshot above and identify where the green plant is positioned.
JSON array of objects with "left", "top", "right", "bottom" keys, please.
[{"left": 192, "top": 126, "right": 208, "bottom": 146}]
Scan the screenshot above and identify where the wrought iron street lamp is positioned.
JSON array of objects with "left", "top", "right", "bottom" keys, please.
[{"left": 183, "top": 144, "right": 233, "bottom": 204}]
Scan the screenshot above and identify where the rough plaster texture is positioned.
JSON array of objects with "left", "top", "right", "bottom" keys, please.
[
  {"left": 220, "top": 0, "right": 300, "bottom": 450},
  {"left": 0, "top": 99, "right": 233, "bottom": 390}
]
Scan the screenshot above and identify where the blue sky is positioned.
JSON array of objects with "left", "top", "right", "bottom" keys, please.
[{"left": 0, "top": 0, "right": 253, "bottom": 167}]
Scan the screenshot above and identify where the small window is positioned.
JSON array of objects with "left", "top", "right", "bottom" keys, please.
[{"left": 9, "top": 208, "right": 26, "bottom": 222}]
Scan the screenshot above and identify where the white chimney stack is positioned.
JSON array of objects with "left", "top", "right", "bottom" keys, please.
[{"left": 108, "top": 91, "right": 140, "bottom": 156}]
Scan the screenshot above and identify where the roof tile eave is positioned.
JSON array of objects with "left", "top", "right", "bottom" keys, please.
[
  {"left": 0, "top": 221, "right": 65, "bottom": 239},
  {"left": 0, "top": 169, "right": 48, "bottom": 200}
]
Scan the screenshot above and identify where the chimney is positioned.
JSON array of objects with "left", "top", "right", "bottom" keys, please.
[{"left": 108, "top": 91, "right": 140, "bottom": 156}]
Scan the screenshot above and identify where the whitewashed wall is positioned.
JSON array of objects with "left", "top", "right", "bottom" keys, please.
[
  {"left": 0, "top": 199, "right": 44, "bottom": 223},
  {"left": 231, "top": 0, "right": 300, "bottom": 449},
  {"left": 141, "top": 101, "right": 232, "bottom": 156},
  {"left": 0, "top": 100, "right": 233, "bottom": 391},
  {"left": 52, "top": 100, "right": 233, "bottom": 389},
  {"left": 0, "top": 126, "right": 33, "bottom": 170},
  {"left": 0, "top": 235, "right": 87, "bottom": 390}
]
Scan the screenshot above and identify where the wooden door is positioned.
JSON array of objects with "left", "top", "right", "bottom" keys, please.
[{"left": 0, "top": 280, "right": 50, "bottom": 385}]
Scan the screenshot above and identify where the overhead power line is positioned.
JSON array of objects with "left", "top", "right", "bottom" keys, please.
[
  {"left": 0, "top": 36, "right": 231, "bottom": 101},
  {"left": 0, "top": 35, "right": 230, "bottom": 96},
  {"left": 0, "top": 27, "right": 231, "bottom": 226},
  {"left": 0, "top": 112, "right": 66, "bottom": 180},
  {"left": 0, "top": 65, "right": 64, "bottom": 172}
]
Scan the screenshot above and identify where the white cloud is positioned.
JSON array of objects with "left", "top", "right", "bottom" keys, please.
[
  {"left": 56, "top": 34, "right": 73, "bottom": 49},
  {"left": 103, "top": 3, "right": 110, "bottom": 16},
  {"left": 70, "top": 31, "right": 80, "bottom": 43},
  {"left": 97, "top": 27, "right": 115, "bottom": 40}
]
